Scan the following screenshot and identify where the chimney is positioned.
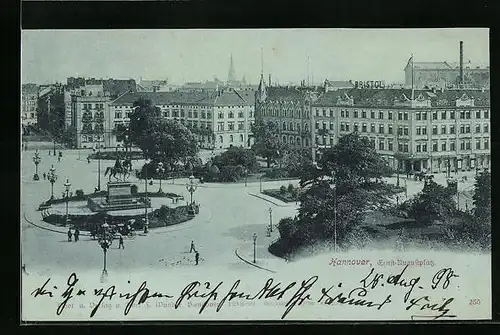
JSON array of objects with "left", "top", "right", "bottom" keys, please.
[{"left": 459, "top": 41, "right": 464, "bottom": 86}]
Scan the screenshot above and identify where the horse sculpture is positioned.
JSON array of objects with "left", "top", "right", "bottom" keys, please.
[{"left": 104, "top": 159, "right": 132, "bottom": 181}]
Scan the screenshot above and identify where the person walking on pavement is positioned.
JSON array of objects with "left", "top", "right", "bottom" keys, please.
[
  {"left": 43, "top": 172, "right": 46, "bottom": 180},
  {"left": 87, "top": 156, "right": 91, "bottom": 164},
  {"left": 195, "top": 251, "right": 200, "bottom": 265},
  {"left": 119, "top": 234, "right": 124, "bottom": 249},
  {"left": 67, "top": 229, "right": 72, "bottom": 242},
  {"left": 190, "top": 240, "right": 196, "bottom": 253},
  {"left": 74, "top": 228, "right": 80, "bottom": 242}
]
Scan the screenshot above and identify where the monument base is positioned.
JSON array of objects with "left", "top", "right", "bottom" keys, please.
[{"left": 87, "top": 197, "right": 150, "bottom": 212}]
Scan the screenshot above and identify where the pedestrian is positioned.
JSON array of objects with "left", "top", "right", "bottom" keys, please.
[
  {"left": 74, "top": 228, "right": 80, "bottom": 242},
  {"left": 43, "top": 172, "right": 46, "bottom": 180},
  {"left": 195, "top": 251, "right": 200, "bottom": 265},
  {"left": 67, "top": 229, "right": 72, "bottom": 242},
  {"left": 119, "top": 234, "right": 124, "bottom": 249},
  {"left": 87, "top": 156, "right": 91, "bottom": 164},
  {"left": 190, "top": 240, "right": 196, "bottom": 253}
]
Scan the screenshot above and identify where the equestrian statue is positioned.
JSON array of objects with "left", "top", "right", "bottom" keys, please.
[{"left": 104, "top": 158, "right": 132, "bottom": 182}]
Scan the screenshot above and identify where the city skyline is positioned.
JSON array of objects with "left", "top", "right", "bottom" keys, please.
[{"left": 21, "top": 28, "right": 489, "bottom": 86}]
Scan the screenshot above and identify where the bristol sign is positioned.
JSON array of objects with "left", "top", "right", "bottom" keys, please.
[{"left": 352, "top": 80, "right": 386, "bottom": 89}]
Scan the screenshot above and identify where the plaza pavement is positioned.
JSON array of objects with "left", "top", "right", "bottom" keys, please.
[{"left": 21, "top": 147, "right": 480, "bottom": 277}]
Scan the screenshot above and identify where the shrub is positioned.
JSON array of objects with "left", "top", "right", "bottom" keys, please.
[
  {"left": 280, "top": 185, "right": 287, "bottom": 194},
  {"left": 287, "top": 184, "right": 294, "bottom": 193},
  {"left": 75, "top": 189, "right": 84, "bottom": 198}
]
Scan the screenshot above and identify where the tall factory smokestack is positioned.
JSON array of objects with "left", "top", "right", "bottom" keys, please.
[{"left": 459, "top": 41, "right": 464, "bottom": 86}]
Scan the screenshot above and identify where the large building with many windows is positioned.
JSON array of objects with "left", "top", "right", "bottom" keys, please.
[
  {"left": 109, "top": 88, "right": 255, "bottom": 150},
  {"left": 22, "top": 83, "right": 38, "bottom": 128}
]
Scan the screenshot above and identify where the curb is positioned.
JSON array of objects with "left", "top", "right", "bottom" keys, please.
[
  {"left": 248, "top": 192, "right": 294, "bottom": 208},
  {"left": 23, "top": 212, "right": 91, "bottom": 236},
  {"left": 234, "top": 248, "right": 276, "bottom": 273}
]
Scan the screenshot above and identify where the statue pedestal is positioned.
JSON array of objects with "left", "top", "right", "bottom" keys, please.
[
  {"left": 87, "top": 182, "right": 149, "bottom": 212},
  {"left": 107, "top": 182, "right": 133, "bottom": 205}
]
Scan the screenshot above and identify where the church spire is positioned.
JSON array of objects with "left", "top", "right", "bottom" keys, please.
[
  {"left": 258, "top": 47, "right": 267, "bottom": 102},
  {"left": 227, "top": 54, "right": 236, "bottom": 84}
]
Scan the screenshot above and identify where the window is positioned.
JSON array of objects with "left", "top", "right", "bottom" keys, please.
[
  {"left": 354, "top": 110, "right": 359, "bottom": 118},
  {"left": 476, "top": 140, "right": 481, "bottom": 150},
  {"left": 404, "top": 127, "right": 409, "bottom": 135},
  {"left": 207, "top": 111, "right": 212, "bottom": 119},
  {"left": 476, "top": 111, "right": 481, "bottom": 119},
  {"left": 388, "top": 111, "right": 393, "bottom": 120},
  {"left": 460, "top": 111, "right": 465, "bottom": 119},
  {"left": 345, "top": 124, "right": 350, "bottom": 132},
  {"left": 181, "top": 110, "right": 185, "bottom": 117},
  {"left": 416, "top": 127, "right": 421, "bottom": 135},
  {"left": 238, "top": 121, "right": 244, "bottom": 130},
  {"left": 450, "top": 125, "right": 455, "bottom": 134},
  {"left": 398, "top": 126, "right": 403, "bottom": 136},
  {"left": 345, "top": 110, "right": 350, "bottom": 118},
  {"left": 422, "top": 143, "right": 427, "bottom": 152},
  {"left": 329, "top": 122, "right": 334, "bottom": 130},
  {"left": 163, "top": 112, "right": 168, "bottom": 118},
  {"left": 316, "top": 110, "right": 320, "bottom": 117},
  {"left": 330, "top": 137, "right": 334, "bottom": 146},
  {"left": 362, "top": 124, "right": 367, "bottom": 132},
  {"left": 388, "top": 125, "right": 393, "bottom": 134},
  {"left": 460, "top": 141, "right": 465, "bottom": 150},
  {"left": 371, "top": 111, "right": 375, "bottom": 119},
  {"left": 323, "top": 109, "right": 327, "bottom": 117},
  {"left": 398, "top": 112, "right": 403, "bottom": 120},
  {"left": 432, "top": 142, "right": 438, "bottom": 152},
  {"left": 341, "top": 110, "right": 345, "bottom": 117},
  {"left": 379, "top": 111, "right": 383, "bottom": 119},
  {"left": 230, "top": 135, "right": 234, "bottom": 142},
  {"left": 460, "top": 125, "right": 465, "bottom": 134},
  {"left": 314, "top": 122, "right": 319, "bottom": 130},
  {"left": 340, "top": 123, "right": 345, "bottom": 131},
  {"left": 450, "top": 111, "right": 455, "bottom": 119},
  {"left": 466, "top": 141, "right": 471, "bottom": 150},
  {"left": 441, "top": 111, "right": 446, "bottom": 120},
  {"left": 422, "top": 112, "right": 427, "bottom": 120},
  {"left": 388, "top": 141, "right": 393, "bottom": 151},
  {"left": 240, "top": 134, "right": 244, "bottom": 142},
  {"left": 354, "top": 123, "right": 359, "bottom": 132},
  {"left": 450, "top": 141, "right": 455, "bottom": 151},
  {"left": 229, "top": 112, "right": 234, "bottom": 118},
  {"left": 465, "top": 125, "right": 470, "bottom": 133},
  {"left": 362, "top": 111, "right": 367, "bottom": 118},
  {"left": 218, "top": 112, "right": 224, "bottom": 119},
  {"left": 432, "top": 112, "right": 438, "bottom": 120},
  {"left": 238, "top": 111, "right": 244, "bottom": 118},
  {"left": 398, "top": 143, "right": 403, "bottom": 152},
  {"left": 323, "top": 122, "right": 327, "bottom": 130},
  {"left": 379, "top": 124, "right": 384, "bottom": 134},
  {"left": 484, "top": 110, "right": 489, "bottom": 119},
  {"left": 476, "top": 124, "right": 481, "bottom": 133},
  {"left": 484, "top": 124, "right": 489, "bottom": 133},
  {"left": 330, "top": 110, "right": 334, "bottom": 118},
  {"left": 466, "top": 111, "right": 471, "bottom": 119},
  {"left": 484, "top": 139, "right": 489, "bottom": 149},
  {"left": 441, "top": 142, "right": 447, "bottom": 151},
  {"left": 379, "top": 140, "right": 385, "bottom": 151},
  {"left": 416, "top": 143, "right": 421, "bottom": 152},
  {"left": 441, "top": 125, "right": 446, "bottom": 134},
  {"left": 432, "top": 126, "right": 438, "bottom": 135},
  {"left": 290, "top": 122, "right": 294, "bottom": 131},
  {"left": 188, "top": 111, "right": 192, "bottom": 118},
  {"left": 114, "top": 112, "right": 122, "bottom": 119},
  {"left": 371, "top": 124, "right": 375, "bottom": 133},
  {"left": 228, "top": 122, "right": 235, "bottom": 130},
  {"left": 404, "top": 112, "right": 408, "bottom": 120},
  {"left": 403, "top": 144, "right": 409, "bottom": 152},
  {"left": 416, "top": 112, "right": 421, "bottom": 120},
  {"left": 217, "top": 122, "right": 224, "bottom": 131}
]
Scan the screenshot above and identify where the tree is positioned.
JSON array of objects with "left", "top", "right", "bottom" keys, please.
[
  {"left": 113, "top": 123, "right": 133, "bottom": 156},
  {"left": 276, "top": 132, "right": 393, "bottom": 252},
  {"left": 212, "top": 147, "right": 258, "bottom": 172},
  {"left": 407, "top": 179, "right": 457, "bottom": 225},
  {"left": 282, "top": 148, "right": 314, "bottom": 177},
  {"left": 128, "top": 98, "right": 198, "bottom": 164},
  {"left": 473, "top": 171, "right": 491, "bottom": 222},
  {"left": 251, "top": 120, "right": 288, "bottom": 167}
]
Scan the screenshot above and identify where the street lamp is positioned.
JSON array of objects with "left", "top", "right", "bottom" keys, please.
[
  {"left": 64, "top": 178, "right": 71, "bottom": 226},
  {"left": 404, "top": 178, "right": 408, "bottom": 199},
  {"left": 156, "top": 162, "right": 165, "bottom": 194},
  {"left": 244, "top": 168, "right": 248, "bottom": 187},
  {"left": 259, "top": 175, "right": 263, "bottom": 193},
  {"left": 144, "top": 158, "right": 151, "bottom": 234},
  {"left": 93, "top": 144, "right": 101, "bottom": 191},
  {"left": 331, "top": 171, "right": 337, "bottom": 253},
  {"left": 98, "top": 220, "right": 112, "bottom": 281},
  {"left": 186, "top": 175, "right": 198, "bottom": 206},
  {"left": 32, "top": 149, "right": 41, "bottom": 181},
  {"left": 47, "top": 165, "right": 57, "bottom": 200},
  {"left": 268, "top": 207, "right": 273, "bottom": 232},
  {"left": 252, "top": 233, "right": 257, "bottom": 263}
]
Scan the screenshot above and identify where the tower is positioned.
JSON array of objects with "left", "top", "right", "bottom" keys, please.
[
  {"left": 227, "top": 54, "right": 236, "bottom": 84},
  {"left": 257, "top": 47, "right": 267, "bottom": 103}
]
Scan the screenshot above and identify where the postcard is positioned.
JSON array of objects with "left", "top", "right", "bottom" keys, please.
[{"left": 21, "top": 28, "right": 491, "bottom": 321}]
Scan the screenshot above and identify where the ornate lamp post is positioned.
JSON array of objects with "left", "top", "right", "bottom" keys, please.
[
  {"left": 32, "top": 149, "right": 41, "bottom": 181},
  {"left": 143, "top": 158, "right": 151, "bottom": 234},
  {"left": 64, "top": 178, "right": 71, "bottom": 226},
  {"left": 268, "top": 207, "right": 273, "bottom": 232},
  {"left": 156, "top": 162, "right": 165, "bottom": 194},
  {"left": 93, "top": 144, "right": 101, "bottom": 191},
  {"left": 47, "top": 165, "right": 57, "bottom": 200},
  {"left": 252, "top": 233, "right": 257, "bottom": 263},
  {"left": 98, "top": 220, "right": 112, "bottom": 281},
  {"left": 186, "top": 175, "right": 198, "bottom": 206}
]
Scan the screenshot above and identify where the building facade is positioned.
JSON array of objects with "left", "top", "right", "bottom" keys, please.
[
  {"left": 310, "top": 88, "right": 491, "bottom": 173},
  {"left": 70, "top": 85, "right": 113, "bottom": 149},
  {"left": 108, "top": 88, "right": 255, "bottom": 150},
  {"left": 22, "top": 84, "right": 38, "bottom": 127}
]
